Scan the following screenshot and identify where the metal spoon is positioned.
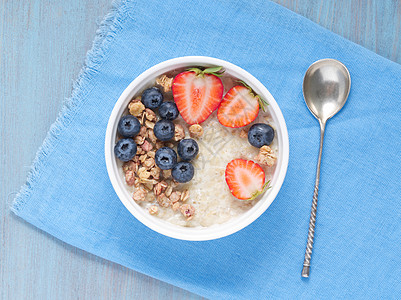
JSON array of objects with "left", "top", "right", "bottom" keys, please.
[{"left": 301, "top": 59, "right": 351, "bottom": 278}]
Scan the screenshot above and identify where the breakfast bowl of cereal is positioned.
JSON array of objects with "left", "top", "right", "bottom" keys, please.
[{"left": 105, "top": 56, "right": 289, "bottom": 241}]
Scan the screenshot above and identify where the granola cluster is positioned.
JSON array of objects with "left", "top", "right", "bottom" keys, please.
[
  {"left": 254, "top": 145, "right": 277, "bottom": 167},
  {"left": 156, "top": 74, "right": 173, "bottom": 92},
  {"left": 189, "top": 124, "right": 204, "bottom": 138},
  {"left": 121, "top": 86, "right": 197, "bottom": 221}
]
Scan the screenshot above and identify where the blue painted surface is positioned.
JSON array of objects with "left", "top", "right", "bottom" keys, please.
[{"left": 1, "top": 0, "right": 400, "bottom": 299}]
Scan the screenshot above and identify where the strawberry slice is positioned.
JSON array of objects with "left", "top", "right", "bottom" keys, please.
[
  {"left": 225, "top": 159, "right": 270, "bottom": 200},
  {"left": 172, "top": 67, "right": 224, "bottom": 125},
  {"left": 217, "top": 81, "right": 268, "bottom": 128}
]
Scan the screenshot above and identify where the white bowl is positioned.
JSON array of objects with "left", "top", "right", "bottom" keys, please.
[{"left": 105, "top": 56, "right": 289, "bottom": 241}]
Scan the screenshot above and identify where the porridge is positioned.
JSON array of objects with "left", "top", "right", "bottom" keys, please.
[{"left": 114, "top": 66, "right": 277, "bottom": 227}]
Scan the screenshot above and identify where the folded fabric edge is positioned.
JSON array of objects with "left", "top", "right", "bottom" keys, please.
[{"left": 11, "top": 0, "right": 132, "bottom": 215}]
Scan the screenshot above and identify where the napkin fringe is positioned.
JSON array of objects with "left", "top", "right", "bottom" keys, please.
[{"left": 12, "top": 0, "right": 133, "bottom": 214}]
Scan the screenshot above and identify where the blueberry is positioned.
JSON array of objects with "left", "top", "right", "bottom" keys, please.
[
  {"left": 248, "top": 123, "right": 275, "bottom": 148},
  {"left": 117, "top": 115, "right": 140, "bottom": 137},
  {"left": 159, "top": 101, "right": 179, "bottom": 120},
  {"left": 172, "top": 162, "right": 194, "bottom": 183},
  {"left": 153, "top": 119, "right": 175, "bottom": 141},
  {"left": 155, "top": 147, "right": 177, "bottom": 170},
  {"left": 114, "top": 138, "right": 137, "bottom": 162},
  {"left": 141, "top": 87, "right": 163, "bottom": 109},
  {"left": 177, "top": 139, "right": 199, "bottom": 161}
]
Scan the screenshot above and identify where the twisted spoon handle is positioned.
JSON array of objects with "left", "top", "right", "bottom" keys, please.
[{"left": 302, "top": 120, "right": 326, "bottom": 278}]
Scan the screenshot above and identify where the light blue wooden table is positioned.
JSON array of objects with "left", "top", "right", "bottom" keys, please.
[{"left": 1, "top": 1, "right": 400, "bottom": 299}]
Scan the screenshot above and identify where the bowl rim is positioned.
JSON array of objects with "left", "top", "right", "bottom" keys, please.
[{"left": 105, "top": 56, "right": 289, "bottom": 241}]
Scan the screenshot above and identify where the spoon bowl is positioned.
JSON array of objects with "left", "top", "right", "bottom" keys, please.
[{"left": 303, "top": 59, "right": 351, "bottom": 122}]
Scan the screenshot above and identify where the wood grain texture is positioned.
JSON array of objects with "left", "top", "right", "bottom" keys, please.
[{"left": 1, "top": 0, "right": 400, "bottom": 299}]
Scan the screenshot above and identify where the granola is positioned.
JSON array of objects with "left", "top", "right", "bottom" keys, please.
[
  {"left": 129, "top": 99, "right": 145, "bottom": 117},
  {"left": 150, "top": 166, "right": 161, "bottom": 180},
  {"left": 136, "top": 147, "right": 145, "bottom": 155},
  {"left": 180, "top": 189, "right": 189, "bottom": 202},
  {"left": 137, "top": 167, "right": 151, "bottom": 180},
  {"left": 148, "top": 129, "right": 157, "bottom": 144},
  {"left": 180, "top": 204, "right": 195, "bottom": 221},
  {"left": 144, "top": 108, "right": 157, "bottom": 122},
  {"left": 172, "top": 202, "right": 180, "bottom": 211},
  {"left": 147, "top": 150, "right": 155, "bottom": 158},
  {"left": 157, "top": 193, "right": 172, "bottom": 207},
  {"left": 155, "top": 141, "right": 164, "bottom": 149},
  {"left": 153, "top": 181, "right": 168, "bottom": 196},
  {"left": 142, "top": 180, "right": 155, "bottom": 191},
  {"left": 141, "top": 140, "right": 153, "bottom": 152},
  {"left": 134, "top": 135, "right": 146, "bottom": 145},
  {"left": 162, "top": 169, "right": 171, "bottom": 179},
  {"left": 254, "top": 145, "right": 277, "bottom": 167},
  {"left": 133, "top": 188, "right": 147, "bottom": 201},
  {"left": 148, "top": 205, "right": 158, "bottom": 215},
  {"left": 138, "top": 126, "right": 147, "bottom": 138},
  {"left": 139, "top": 154, "right": 147, "bottom": 163},
  {"left": 169, "top": 191, "right": 181, "bottom": 203},
  {"left": 165, "top": 186, "right": 173, "bottom": 197},
  {"left": 189, "top": 124, "right": 203, "bottom": 138},
  {"left": 122, "top": 161, "right": 137, "bottom": 173},
  {"left": 144, "top": 120, "right": 155, "bottom": 129},
  {"left": 173, "top": 124, "right": 185, "bottom": 141},
  {"left": 125, "top": 170, "right": 135, "bottom": 186},
  {"left": 143, "top": 157, "right": 155, "bottom": 169},
  {"left": 155, "top": 75, "right": 173, "bottom": 92}
]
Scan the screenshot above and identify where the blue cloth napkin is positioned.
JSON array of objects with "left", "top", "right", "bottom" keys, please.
[{"left": 13, "top": 0, "right": 401, "bottom": 298}]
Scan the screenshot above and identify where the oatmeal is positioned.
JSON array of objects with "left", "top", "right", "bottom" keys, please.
[{"left": 114, "top": 68, "right": 278, "bottom": 228}]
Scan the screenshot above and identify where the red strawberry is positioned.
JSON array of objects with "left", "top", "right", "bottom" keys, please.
[
  {"left": 217, "top": 81, "right": 268, "bottom": 128},
  {"left": 225, "top": 159, "right": 270, "bottom": 200},
  {"left": 172, "top": 67, "right": 224, "bottom": 125}
]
